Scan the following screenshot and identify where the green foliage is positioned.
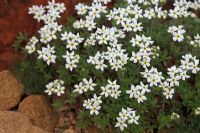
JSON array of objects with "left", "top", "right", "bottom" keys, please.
[
  {"left": 13, "top": 32, "right": 28, "bottom": 52},
  {"left": 77, "top": 110, "right": 91, "bottom": 129},
  {"left": 53, "top": 99, "right": 64, "bottom": 109},
  {"left": 13, "top": 60, "right": 51, "bottom": 94}
]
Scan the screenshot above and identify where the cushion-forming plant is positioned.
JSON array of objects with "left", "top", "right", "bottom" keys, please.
[{"left": 21, "top": 0, "right": 200, "bottom": 132}]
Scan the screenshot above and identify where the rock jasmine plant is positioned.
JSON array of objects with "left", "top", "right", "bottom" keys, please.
[{"left": 15, "top": 0, "right": 200, "bottom": 132}]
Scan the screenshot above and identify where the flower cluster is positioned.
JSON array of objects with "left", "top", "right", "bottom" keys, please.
[
  {"left": 190, "top": 34, "right": 200, "bottom": 47},
  {"left": 169, "top": 1, "right": 196, "bottom": 18},
  {"left": 141, "top": 54, "right": 200, "bottom": 99},
  {"left": 25, "top": 36, "right": 38, "bottom": 54},
  {"left": 100, "top": 80, "right": 121, "bottom": 99},
  {"left": 79, "top": 79, "right": 121, "bottom": 115},
  {"left": 126, "top": 82, "right": 150, "bottom": 103},
  {"left": 115, "top": 108, "right": 140, "bottom": 131},
  {"left": 141, "top": 67, "right": 164, "bottom": 87},
  {"left": 168, "top": 25, "right": 186, "bottom": 42},
  {"left": 25, "top": 0, "right": 200, "bottom": 131},
  {"left": 61, "top": 32, "right": 84, "bottom": 50},
  {"left": 86, "top": 26, "right": 127, "bottom": 71},
  {"left": 83, "top": 94, "right": 102, "bottom": 115},
  {"left": 45, "top": 79, "right": 65, "bottom": 96},
  {"left": 37, "top": 44, "right": 56, "bottom": 65},
  {"left": 74, "top": 78, "right": 97, "bottom": 94},
  {"left": 28, "top": 5, "right": 45, "bottom": 22},
  {"left": 29, "top": 0, "right": 65, "bottom": 44},
  {"left": 168, "top": 0, "right": 200, "bottom": 19},
  {"left": 162, "top": 56, "right": 196, "bottom": 98},
  {"left": 73, "top": 1, "right": 108, "bottom": 31},
  {"left": 26, "top": 0, "right": 65, "bottom": 65},
  {"left": 163, "top": 53, "right": 200, "bottom": 98},
  {"left": 130, "top": 35, "right": 156, "bottom": 68},
  {"left": 170, "top": 112, "right": 180, "bottom": 120},
  {"left": 63, "top": 51, "right": 80, "bottom": 71}
]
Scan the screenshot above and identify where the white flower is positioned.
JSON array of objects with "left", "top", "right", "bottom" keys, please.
[
  {"left": 167, "top": 66, "right": 179, "bottom": 76},
  {"left": 147, "top": 74, "right": 161, "bottom": 87},
  {"left": 95, "top": 59, "right": 107, "bottom": 71},
  {"left": 163, "top": 88, "right": 174, "bottom": 99},
  {"left": 110, "top": 87, "right": 121, "bottom": 99},
  {"left": 85, "top": 19, "right": 96, "bottom": 31},
  {"left": 74, "top": 82, "right": 85, "bottom": 94},
  {"left": 191, "top": 59, "right": 200, "bottom": 74},
  {"left": 63, "top": 51, "right": 80, "bottom": 71},
  {"left": 119, "top": 108, "right": 129, "bottom": 120},
  {"left": 29, "top": 5, "right": 45, "bottom": 22},
  {"left": 144, "top": 9, "right": 155, "bottom": 19},
  {"left": 107, "top": 79, "right": 119, "bottom": 89},
  {"left": 100, "top": 86, "right": 111, "bottom": 97},
  {"left": 45, "top": 83, "right": 54, "bottom": 96},
  {"left": 66, "top": 40, "right": 79, "bottom": 50},
  {"left": 83, "top": 99, "right": 92, "bottom": 109},
  {"left": 128, "top": 110, "right": 140, "bottom": 125},
  {"left": 75, "top": 3, "right": 88, "bottom": 15},
  {"left": 29, "top": 36, "right": 39, "bottom": 44},
  {"left": 135, "top": 90, "right": 147, "bottom": 103},
  {"left": 116, "top": 107, "right": 140, "bottom": 131},
  {"left": 125, "top": 0, "right": 136, "bottom": 4},
  {"left": 122, "top": 20, "right": 132, "bottom": 32},
  {"left": 61, "top": 32, "right": 70, "bottom": 41},
  {"left": 37, "top": 45, "right": 56, "bottom": 65},
  {"left": 130, "top": 52, "right": 141, "bottom": 63},
  {"left": 131, "top": 19, "right": 143, "bottom": 32},
  {"left": 168, "top": 8, "right": 179, "bottom": 18},
  {"left": 194, "top": 107, "right": 200, "bottom": 115},
  {"left": 45, "top": 79, "right": 65, "bottom": 96},
  {"left": 172, "top": 32, "right": 184, "bottom": 42},
  {"left": 43, "top": 53, "right": 56, "bottom": 65},
  {"left": 167, "top": 75, "right": 181, "bottom": 87},
  {"left": 54, "top": 86, "right": 65, "bottom": 96},
  {"left": 73, "top": 19, "right": 85, "bottom": 29},
  {"left": 130, "top": 35, "right": 142, "bottom": 47},
  {"left": 140, "top": 82, "right": 150, "bottom": 93},
  {"left": 91, "top": 94, "right": 102, "bottom": 104},
  {"left": 126, "top": 85, "right": 138, "bottom": 98},
  {"left": 65, "top": 60, "right": 77, "bottom": 71},
  {"left": 89, "top": 102, "right": 101, "bottom": 115},
  {"left": 179, "top": 70, "right": 190, "bottom": 80},
  {"left": 96, "top": 34, "right": 109, "bottom": 45},
  {"left": 83, "top": 78, "right": 96, "bottom": 91},
  {"left": 110, "top": 60, "right": 123, "bottom": 71},
  {"left": 115, "top": 117, "right": 127, "bottom": 131},
  {"left": 168, "top": 25, "right": 186, "bottom": 42},
  {"left": 25, "top": 43, "right": 36, "bottom": 54}
]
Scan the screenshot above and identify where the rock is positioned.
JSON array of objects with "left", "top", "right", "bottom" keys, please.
[
  {"left": 0, "top": 48, "right": 22, "bottom": 71},
  {"left": 0, "top": 62, "right": 7, "bottom": 72},
  {"left": 84, "top": 126, "right": 102, "bottom": 133},
  {"left": 31, "top": 127, "right": 49, "bottom": 133},
  {"left": 18, "top": 95, "right": 58, "bottom": 132},
  {"left": 0, "top": 70, "right": 24, "bottom": 110},
  {"left": 63, "top": 129, "right": 77, "bottom": 133},
  {"left": 0, "top": 111, "right": 47, "bottom": 133}
]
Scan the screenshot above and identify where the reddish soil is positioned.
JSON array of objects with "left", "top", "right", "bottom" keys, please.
[{"left": 0, "top": 0, "right": 90, "bottom": 71}]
